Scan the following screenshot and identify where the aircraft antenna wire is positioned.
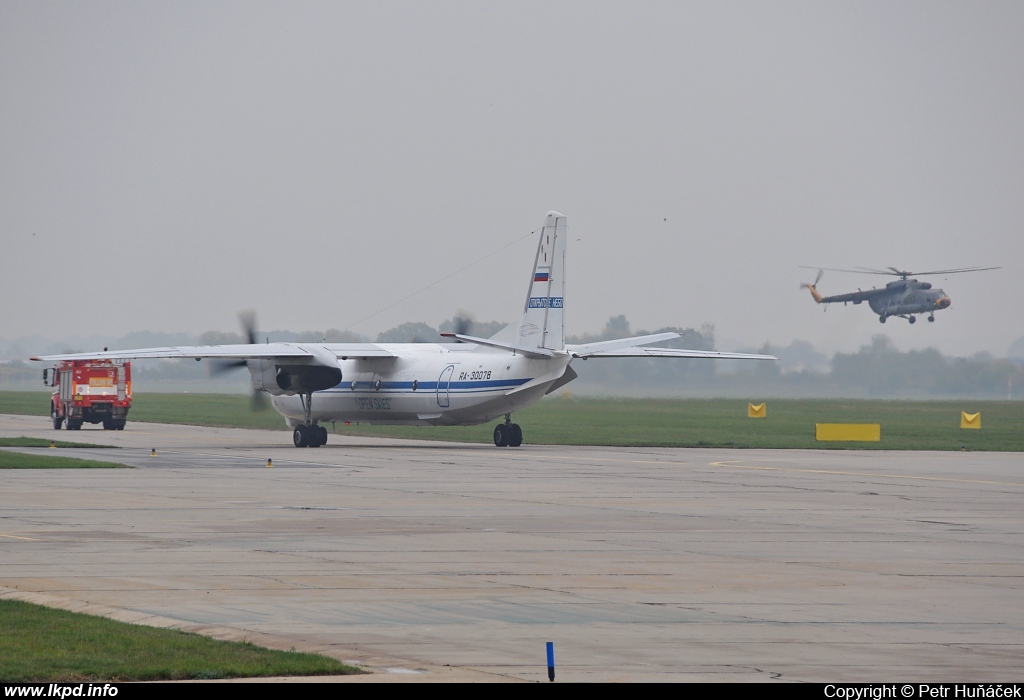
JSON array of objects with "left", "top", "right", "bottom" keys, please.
[{"left": 330, "top": 228, "right": 539, "bottom": 340}]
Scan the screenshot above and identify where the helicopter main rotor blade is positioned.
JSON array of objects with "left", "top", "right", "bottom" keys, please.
[
  {"left": 799, "top": 266, "right": 895, "bottom": 276},
  {"left": 800, "top": 265, "right": 1000, "bottom": 278},
  {"left": 907, "top": 266, "right": 1002, "bottom": 276}
]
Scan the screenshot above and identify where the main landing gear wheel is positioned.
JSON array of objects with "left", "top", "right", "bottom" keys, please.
[
  {"left": 928, "top": 315, "right": 935, "bottom": 322},
  {"left": 293, "top": 424, "right": 327, "bottom": 448},
  {"left": 493, "top": 415, "right": 523, "bottom": 447},
  {"left": 879, "top": 316, "right": 887, "bottom": 323},
  {"left": 908, "top": 316, "right": 916, "bottom": 324},
  {"left": 493, "top": 424, "right": 509, "bottom": 447},
  {"left": 509, "top": 423, "right": 523, "bottom": 447}
]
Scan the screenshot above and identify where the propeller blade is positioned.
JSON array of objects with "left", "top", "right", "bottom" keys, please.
[
  {"left": 209, "top": 358, "right": 247, "bottom": 376},
  {"left": 799, "top": 269, "right": 823, "bottom": 290},
  {"left": 251, "top": 389, "right": 269, "bottom": 412},
  {"left": 451, "top": 312, "right": 474, "bottom": 342},
  {"left": 239, "top": 310, "right": 259, "bottom": 345}
]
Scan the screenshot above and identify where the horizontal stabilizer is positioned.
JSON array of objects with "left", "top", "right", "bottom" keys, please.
[
  {"left": 439, "top": 333, "right": 555, "bottom": 358},
  {"left": 565, "top": 333, "right": 774, "bottom": 361},
  {"left": 576, "top": 347, "right": 776, "bottom": 360},
  {"left": 565, "top": 333, "right": 679, "bottom": 358}
]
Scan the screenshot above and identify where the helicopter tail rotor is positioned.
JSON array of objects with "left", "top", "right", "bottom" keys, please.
[{"left": 800, "top": 269, "right": 824, "bottom": 303}]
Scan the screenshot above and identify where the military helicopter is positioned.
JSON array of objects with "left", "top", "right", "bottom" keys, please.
[{"left": 800, "top": 266, "right": 999, "bottom": 324}]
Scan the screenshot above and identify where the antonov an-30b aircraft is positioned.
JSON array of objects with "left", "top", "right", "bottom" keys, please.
[{"left": 35, "top": 212, "right": 774, "bottom": 448}]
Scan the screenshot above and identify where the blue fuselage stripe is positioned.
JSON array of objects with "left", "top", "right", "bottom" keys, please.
[{"left": 320, "top": 377, "right": 532, "bottom": 395}]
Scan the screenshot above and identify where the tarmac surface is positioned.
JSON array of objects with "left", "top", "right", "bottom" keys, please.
[{"left": 1, "top": 412, "right": 1022, "bottom": 682}]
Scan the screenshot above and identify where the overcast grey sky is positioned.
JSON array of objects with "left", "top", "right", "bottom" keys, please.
[{"left": 2, "top": 2, "right": 1021, "bottom": 357}]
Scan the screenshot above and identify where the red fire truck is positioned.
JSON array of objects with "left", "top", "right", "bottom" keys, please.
[{"left": 43, "top": 360, "right": 132, "bottom": 430}]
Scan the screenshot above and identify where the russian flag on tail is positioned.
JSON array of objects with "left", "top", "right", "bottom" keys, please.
[{"left": 534, "top": 270, "right": 550, "bottom": 283}]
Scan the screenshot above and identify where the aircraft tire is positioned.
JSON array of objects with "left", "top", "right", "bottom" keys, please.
[
  {"left": 909, "top": 316, "right": 916, "bottom": 324},
  {"left": 928, "top": 315, "right": 935, "bottom": 322},
  {"left": 318, "top": 426, "right": 328, "bottom": 445},
  {"left": 509, "top": 424, "right": 523, "bottom": 447},
  {"left": 493, "top": 424, "right": 509, "bottom": 447},
  {"left": 879, "top": 316, "right": 886, "bottom": 323},
  {"left": 308, "top": 427, "right": 323, "bottom": 448},
  {"left": 293, "top": 425, "right": 309, "bottom": 448}
]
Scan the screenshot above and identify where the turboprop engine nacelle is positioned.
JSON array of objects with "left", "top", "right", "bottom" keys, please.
[{"left": 246, "top": 352, "right": 342, "bottom": 397}]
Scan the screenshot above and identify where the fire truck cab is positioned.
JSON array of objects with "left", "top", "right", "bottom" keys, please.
[{"left": 44, "top": 360, "right": 132, "bottom": 430}]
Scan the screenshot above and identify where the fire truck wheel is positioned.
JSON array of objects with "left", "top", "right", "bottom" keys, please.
[
  {"left": 52, "top": 406, "right": 63, "bottom": 430},
  {"left": 115, "top": 421, "right": 126, "bottom": 430},
  {"left": 102, "top": 419, "right": 113, "bottom": 430}
]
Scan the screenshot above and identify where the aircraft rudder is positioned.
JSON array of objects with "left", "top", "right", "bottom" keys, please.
[
  {"left": 491, "top": 212, "right": 567, "bottom": 349},
  {"left": 522, "top": 212, "right": 566, "bottom": 349}
]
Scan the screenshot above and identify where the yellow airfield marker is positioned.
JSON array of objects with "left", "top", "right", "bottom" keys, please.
[
  {"left": 815, "top": 423, "right": 881, "bottom": 442},
  {"left": 266, "top": 458, "right": 273, "bottom": 468},
  {"left": 150, "top": 448, "right": 156, "bottom": 457},
  {"left": 49, "top": 441, "right": 56, "bottom": 449},
  {"left": 960, "top": 412, "right": 981, "bottom": 429},
  {"left": 747, "top": 403, "right": 766, "bottom": 418}
]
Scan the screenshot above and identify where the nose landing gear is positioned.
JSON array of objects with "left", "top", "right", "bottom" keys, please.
[{"left": 494, "top": 414, "right": 523, "bottom": 447}]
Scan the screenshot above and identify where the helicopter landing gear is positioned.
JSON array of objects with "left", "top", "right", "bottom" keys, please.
[
  {"left": 292, "top": 392, "right": 327, "bottom": 448},
  {"left": 494, "top": 414, "right": 523, "bottom": 448},
  {"left": 908, "top": 316, "right": 916, "bottom": 324},
  {"left": 879, "top": 316, "right": 887, "bottom": 324},
  {"left": 928, "top": 314, "right": 935, "bottom": 322}
]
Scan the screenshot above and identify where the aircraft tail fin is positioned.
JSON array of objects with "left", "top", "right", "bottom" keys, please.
[{"left": 490, "top": 211, "right": 567, "bottom": 350}]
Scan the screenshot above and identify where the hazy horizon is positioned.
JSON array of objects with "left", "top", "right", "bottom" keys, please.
[{"left": 3, "top": 3, "right": 1021, "bottom": 359}]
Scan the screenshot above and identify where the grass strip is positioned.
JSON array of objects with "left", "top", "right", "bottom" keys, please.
[
  {"left": 0, "top": 451, "right": 130, "bottom": 469},
  {"left": 0, "top": 437, "right": 112, "bottom": 448},
  {"left": 332, "top": 396, "right": 1024, "bottom": 451},
  {"left": 2, "top": 391, "right": 1022, "bottom": 451},
  {"left": 0, "top": 599, "right": 363, "bottom": 681}
]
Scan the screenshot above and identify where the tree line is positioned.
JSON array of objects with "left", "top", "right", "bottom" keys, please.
[{"left": 4, "top": 316, "right": 1022, "bottom": 399}]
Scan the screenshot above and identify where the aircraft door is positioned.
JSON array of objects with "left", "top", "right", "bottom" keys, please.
[{"left": 436, "top": 365, "right": 455, "bottom": 407}]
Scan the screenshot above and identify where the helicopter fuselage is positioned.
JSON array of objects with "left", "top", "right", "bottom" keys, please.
[{"left": 866, "top": 279, "right": 951, "bottom": 321}]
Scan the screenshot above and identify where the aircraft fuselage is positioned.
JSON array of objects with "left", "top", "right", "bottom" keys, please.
[{"left": 268, "top": 343, "right": 571, "bottom": 428}]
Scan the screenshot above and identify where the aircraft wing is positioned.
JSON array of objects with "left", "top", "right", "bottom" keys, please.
[
  {"left": 31, "top": 343, "right": 395, "bottom": 363},
  {"left": 566, "top": 333, "right": 776, "bottom": 361}
]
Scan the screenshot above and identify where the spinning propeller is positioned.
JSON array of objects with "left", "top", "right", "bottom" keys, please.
[
  {"left": 800, "top": 268, "right": 824, "bottom": 290},
  {"left": 209, "top": 311, "right": 268, "bottom": 411}
]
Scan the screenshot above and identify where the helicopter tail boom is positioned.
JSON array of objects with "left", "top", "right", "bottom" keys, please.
[{"left": 803, "top": 284, "right": 823, "bottom": 303}]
